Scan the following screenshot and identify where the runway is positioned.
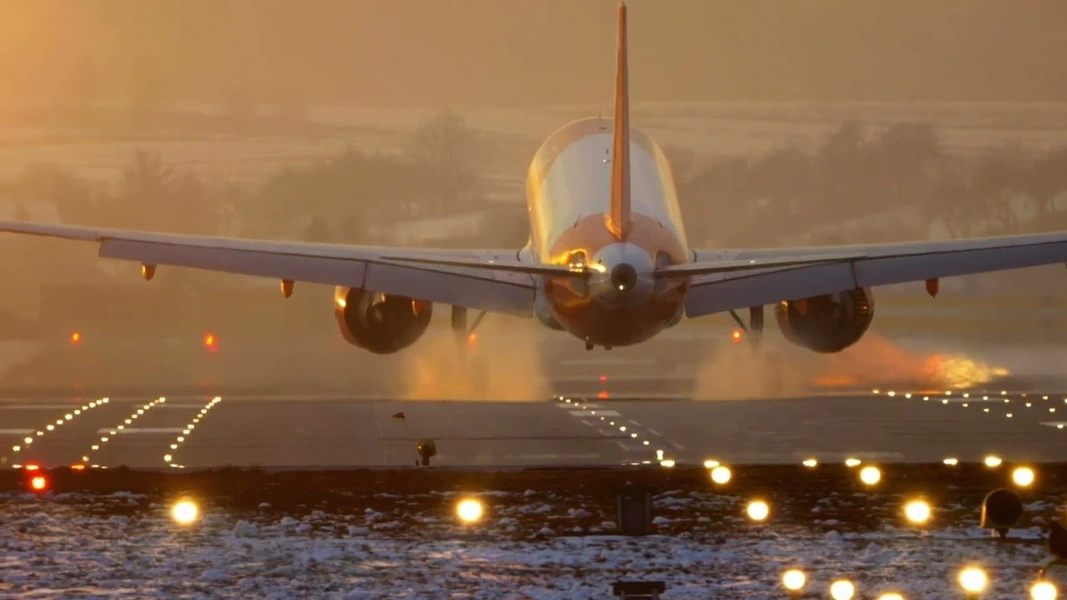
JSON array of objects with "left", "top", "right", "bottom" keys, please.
[{"left": 2, "top": 384, "right": 1066, "bottom": 470}]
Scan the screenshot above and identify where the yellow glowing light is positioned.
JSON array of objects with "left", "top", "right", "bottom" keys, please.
[
  {"left": 830, "top": 579, "right": 856, "bottom": 600},
  {"left": 710, "top": 466, "right": 732, "bottom": 484},
  {"left": 958, "top": 567, "right": 988, "bottom": 593},
  {"left": 1031, "top": 581, "right": 1058, "bottom": 600},
  {"left": 802, "top": 458, "right": 818, "bottom": 468},
  {"left": 456, "top": 498, "right": 484, "bottom": 523},
  {"left": 171, "top": 499, "right": 199, "bottom": 524},
  {"left": 782, "top": 569, "right": 806, "bottom": 591},
  {"left": 660, "top": 459, "right": 676, "bottom": 468},
  {"left": 746, "top": 500, "right": 770, "bottom": 521},
  {"left": 904, "top": 500, "right": 932, "bottom": 524},
  {"left": 1013, "top": 466, "right": 1036, "bottom": 488},
  {"left": 984, "top": 455, "right": 1003, "bottom": 468},
  {"left": 845, "top": 457, "right": 862, "bottom": 467},
  {"left": 943, "top": 457, "right": 959, "bottom": 466},
  {"left": 860, "top": 465, "right": 882, "bottom": 486},
  {"left": 878, "top": 594, "right": 905, "bottom": 600},
  {"left": 703, "top": 459, "right": 720, "bottom": 469}
]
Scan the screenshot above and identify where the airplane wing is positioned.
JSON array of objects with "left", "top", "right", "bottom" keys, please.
[
  {"left": 0, "top": 221, "right": 564, "bottom": 315},
  {"left": 685, "top": 232, "right": 1067, "bottom": 317}
]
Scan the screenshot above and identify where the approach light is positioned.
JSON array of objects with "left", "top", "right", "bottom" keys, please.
[
  {"left": 802, "top": 458, "right": 818, "bottom": 468},
  {"left": 878, "top": 594, "right": 905, "bottom": 600},
  {"left": 710, "top": 465, "right": 731, "bottom": 484},
  {"left": 845, "top": 457, "right": 862, "bottom": 467},
  {"left": 958, "top": 566, "right": 988, "bottom": 594},
  {"left": 660, "top": 459, "right": 676, "bottom": 468},
  {"left": 944, "top": 457, "right": 959, "bottom": 466},
  {"left": 904, "top": 500, "right": 932, "bottom": 525},
  {"left": 702, "top": 459, "right": 720, "bottom": 469},
  {"left": 984, "top": 455, "right": 1003, "bottom": 468},
  {"left": 456, "top": 498, "right": 484, "bottom": 523},
  {"left": 781, "top": 569, "right": 806, "bottom": 592},
  {"left": 29, "top": 475, "right": 48, "bottom": 492},
  {"left": 1013, "top": 466, "right": 1036, "bottom": 488},
  {"left": 981, "top": 488, "right": 1024, "bottom": 535},
  {"left": 1031, "top": 581, "right": 1058, "bottom": 600},
  {"left": 830, "top": 579, "right": 856, "bottom": 600},
  {"left": 171, "top": 499, "right": 200, "bottom": 525},
  {"left": 860, "top": 465, "right": 882, "bottom": 486},
  {"left": 745, "top": 500, "right": 770, "bottom": 522}
]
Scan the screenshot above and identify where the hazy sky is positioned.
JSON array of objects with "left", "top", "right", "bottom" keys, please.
[{"left": 1, "top": 0, "right": 1065, "bottom": 107}]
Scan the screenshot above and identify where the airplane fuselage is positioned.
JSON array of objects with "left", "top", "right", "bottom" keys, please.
[{"left": 525, "top": 117, "right": 690, "bottom": 347}]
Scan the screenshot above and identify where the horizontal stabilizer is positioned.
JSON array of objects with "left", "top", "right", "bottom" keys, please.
[
  {"left": 654, "top": 253, "right": 865, "bottom": 278},
  {"left": 380, "top": 255, "right": 592, "bottom": 278}
]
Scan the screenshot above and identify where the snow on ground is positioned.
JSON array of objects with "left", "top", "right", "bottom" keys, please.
[{"left": 0, "top": 489, "right": 1060, "bottom": 599}]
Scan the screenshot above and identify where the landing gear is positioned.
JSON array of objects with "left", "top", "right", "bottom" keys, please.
[
  {"left": 728, "top": 305, "right": 765, "bottom": 350},
  {"left": 450, "top": 306, "right": 487, "bottom": 359}
]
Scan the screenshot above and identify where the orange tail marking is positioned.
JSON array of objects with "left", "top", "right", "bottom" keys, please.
[{"left": 607, "top": 1, "right": 631, "bottom": 241}]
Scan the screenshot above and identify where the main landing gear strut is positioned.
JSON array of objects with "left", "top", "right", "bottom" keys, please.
[
  {"left": 451, "top": 306, "right": 487, "bottom": 359},
  {"left": 728, "top": 305, "right": 765, "bottom": 350}
]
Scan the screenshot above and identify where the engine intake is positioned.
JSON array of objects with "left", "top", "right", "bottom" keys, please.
[
  {"left": 774, "top": 287, "right": 874, "bottom": 353},
  {"left": 334, "top": 287, "right": 433, "bottom": 354}
]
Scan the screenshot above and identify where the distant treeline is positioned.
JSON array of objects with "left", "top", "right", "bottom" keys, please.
[
  {"left": 669, "top": 121, "right": 1067, "bottom": 247},
  {"left": 11, "top": 115, "right": 1067, "bottom": 262},
  {"left": 10, "top": 108, "right": 528, "bottom": 252}
]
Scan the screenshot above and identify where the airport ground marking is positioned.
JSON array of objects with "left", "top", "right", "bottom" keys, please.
[
  {"left": 164, "top": 396, "right": 222, "bottom": 469},
  {"left": 7, "top": 397, "right": 110, "bottom": 465},
  {"left": 79, "top": 397, "right": 167, "bottom": 469}
]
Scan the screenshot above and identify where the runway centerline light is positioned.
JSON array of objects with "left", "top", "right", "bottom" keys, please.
[
  {"left": 958, "top": 567, "right": 988, "bottom": 594},
  {"left": 984, "top": 455, "right": 1003, "bottom": 468},
  {"left": 746, "top": 500, "right": 770, "bottom": 522},
  {"left": 781, "top": 569, "right": 806, "bottom": 591},
  {"left": 904, "top": 500, "right": 932, "bottom": 525},
  {"left": 1031, "top": 581, "right": 1058, "bottom": 600},
  {"left": 456, "top": 498, "right": 484, "bottom": 523},
  {"left": 171, "top": 499, "right": 200, "bottom": 525},
  {"left": 860, "top": 465, "right": 882, "bottom": 486},
  {"left": 1013, "top": 466, "right": 1036, "bottom": 488},
  {"left": 830, "top": 579, "right": 856, "bottom": 600},
  {"left": 710, "top": 466, "right": 731, "bottom": 485}
]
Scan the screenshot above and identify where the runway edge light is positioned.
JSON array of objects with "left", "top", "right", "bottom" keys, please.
[{"left": 980, "top": 488, "right": 1024, "bottom": 538}]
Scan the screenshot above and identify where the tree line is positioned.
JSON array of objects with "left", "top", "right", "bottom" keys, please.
[{"left": 670, "top": 121, "right": 1067, "bottom": 248}]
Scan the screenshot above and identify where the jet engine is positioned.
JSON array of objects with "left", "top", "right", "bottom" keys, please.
[
  {"left": 774, "top": 287, "right": 874, "bottom": 353},
  {"left": 334, "top": 287, "right": 433, "bottom": 354}
]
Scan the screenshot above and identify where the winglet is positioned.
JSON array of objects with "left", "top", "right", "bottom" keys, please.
[{"left": 607, "top": 1, "right": 632, "bottom": 241}]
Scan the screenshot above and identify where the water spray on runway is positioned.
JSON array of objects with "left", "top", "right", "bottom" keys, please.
[
  {"left": 693, "top": 331, "right": 1009, "bottom": 400},
  {"left": 396, "top": 317, "right": 548, "bottom": 401}
]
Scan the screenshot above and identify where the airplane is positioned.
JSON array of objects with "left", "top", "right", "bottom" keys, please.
[{"left": 4, "top": 2, "right": 1067, "bottom": 360}]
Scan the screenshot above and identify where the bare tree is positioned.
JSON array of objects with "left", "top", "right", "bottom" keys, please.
[{"left": 406, "top": 107, "right": 481, "bottom": 215}]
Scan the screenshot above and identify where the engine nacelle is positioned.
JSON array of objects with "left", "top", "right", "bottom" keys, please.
[
  {"left": 774, "top": 287, "right": 875, "bottom": 353},
  {"left": 334, "top": 287, "right": 433, "bottom": 354}
]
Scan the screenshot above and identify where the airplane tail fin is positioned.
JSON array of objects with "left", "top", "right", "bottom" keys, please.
[{"left": 607, "top": 1, "right": 632, "bottom": 241}]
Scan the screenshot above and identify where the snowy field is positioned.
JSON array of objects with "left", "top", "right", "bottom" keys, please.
[{"left": 1, "top": 479, "right": 1062, "bottom": 599}]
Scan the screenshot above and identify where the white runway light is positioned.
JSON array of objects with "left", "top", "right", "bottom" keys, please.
[
  {"left": 81, "top": 398, "right": 163, "bottom": 467},
  {"left": 456, "top": 498, "right": 484, "bottom": 523},
  {"left": 11, "top": 397, "right": 109, "bottom": 457},
  {"left": 163, "top": 396, "right": 222, "bottom": 468},
  {"left": 171, "top": 499, "right": 200, "bottom": 525}
]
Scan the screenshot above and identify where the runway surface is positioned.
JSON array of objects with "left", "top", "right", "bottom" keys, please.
[{"left": 3, "top": 383, "right": 1067, "bottom": 470}]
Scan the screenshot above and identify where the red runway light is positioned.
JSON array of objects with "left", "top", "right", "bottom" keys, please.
[
  {"left": 597, "top": 391, "right": 610, "bottom": 400},
  {"left": 203, "top": 333, "right": 218, "bottom": 351},
  {"left": 731, "top": 329, "right": 743, "bottom": 342},
  {"left": 30, "top": 475, "right": 48, "bottom": 491},
  {"left": 70, "top": 331, "right": 81, "bottom": 344},
  {"left": 599, "top": 375, "right": 608, "bottom": 382},
  {"left": 70, "top": 464, "right": 86, "bottom": 471}
]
